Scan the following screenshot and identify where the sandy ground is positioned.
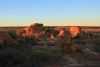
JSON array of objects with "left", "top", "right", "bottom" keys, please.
[{"left": 45, "top": 51, "right": 100, "bottom": 67}]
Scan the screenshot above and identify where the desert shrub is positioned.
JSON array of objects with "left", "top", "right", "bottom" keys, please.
[
  {"left": 31, "top": 47, "right": 62, "bottom": 66},
  {"left": 0, "top": 44, "right": 33, "bottom": 67},
  {"left": 94, "top": 43, "right": 100, "bottom": 53},
  {"left": 0, "top": 44, "right": 62, "bottom": 67},
  {"left": 8, "top": 31, "right": 17, "bottom": 39}
]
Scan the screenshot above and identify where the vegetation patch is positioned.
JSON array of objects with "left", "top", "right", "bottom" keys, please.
[{"left": 0, "top": 44, "right": 62, "bottom": 67}]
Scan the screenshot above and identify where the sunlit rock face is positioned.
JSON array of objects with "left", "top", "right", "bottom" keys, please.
[
  {"left": 24, "top": 26, "right": 33, "bottom": 37},
  {"left": 50, "top": 33, "right": 55, "bottom": 40},
  {"left": 69, "top": 26, "right": 80, "bottom": 38},
  {"left": 16, "top": 23, "right": 44, "bottom": 39},
  {"left": 16, "top": 28, "right": 26, "bottom": 36},
  {"left": 58, "top": 30, "right": 65, "bottom": 37},
  {"left": 54, "top": 27, "right": 66, "bottom": 38}
]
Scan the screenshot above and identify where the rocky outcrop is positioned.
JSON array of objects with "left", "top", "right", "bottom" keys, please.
[
  {"left": 16, "top": 23, "right": 45, "bottom": 39},
  {"left": 69, "top": 26, "right": 81, "bottom": 38}
]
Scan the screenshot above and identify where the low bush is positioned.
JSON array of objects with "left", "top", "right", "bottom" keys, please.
[
  {"left": 0, "top": 44, "right": 62, "bottom": 67},
  {"left": 94, "top": 43, "right": 100, "bottom": 53}
]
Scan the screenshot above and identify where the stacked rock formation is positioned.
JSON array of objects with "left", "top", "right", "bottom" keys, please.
[
  {"left": 16, "top": 23, "right": 44, "bottom": 39},
  {"left": 69, "top": 26, "right": 81, "bottom": 38}
]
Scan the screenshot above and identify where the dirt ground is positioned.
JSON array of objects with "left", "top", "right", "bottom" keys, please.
[{"left": 45, "top": 52, "right": 100, "bottom": 67}]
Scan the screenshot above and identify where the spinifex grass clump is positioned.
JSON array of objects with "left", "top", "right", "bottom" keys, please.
[
  {"left": 0, "top": 44, "right": 62, "bottom": 67},
  {"left": 94, "top": 43, "right": 100, "bottom": 53}
]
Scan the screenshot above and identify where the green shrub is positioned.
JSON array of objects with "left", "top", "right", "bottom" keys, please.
[
  {"left": 0, "top": 44, "right": 62, "bottom": 67},
  {"left": 94, "top": 43, "right": 100, "bottom": 53}
]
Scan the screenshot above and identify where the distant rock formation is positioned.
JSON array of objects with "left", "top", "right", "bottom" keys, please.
[
  {"left": 16, "top": 23, "right": 44, "bottom": 39},
  {"left": 58, "top": 29, "right": 65, "bottom": 38},
  {"left": 16, "top": 28, "right": 26, "bottom": 36},
  {"left": 69, "top": 26, "right": 81, "bottom": 38}
]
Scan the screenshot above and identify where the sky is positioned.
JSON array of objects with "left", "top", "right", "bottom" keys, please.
[{"left": 0, "top": 0, "right": 100, "bottom": 26}]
